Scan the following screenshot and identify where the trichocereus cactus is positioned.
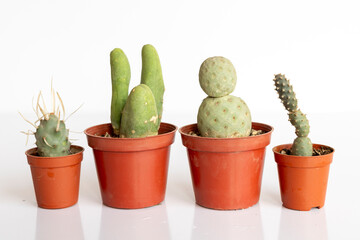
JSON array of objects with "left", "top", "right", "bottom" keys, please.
[
  {"left": 110, "top": 44, "right": 164, "bottom": 138},
  {"left": 20, "top": 87, "right": 72, "bottom": 157},
  {"left": 197, "top": 56, "right": 252, "bottom": 138},
  {"left": 274, "top": 74, "right": 313, "bottom": 156}
]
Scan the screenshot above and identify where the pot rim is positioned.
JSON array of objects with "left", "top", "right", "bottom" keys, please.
[
  {"left": 273, "top": 143, "right": 334, "bottom": 168},
  {"left": 179, "top": 122, "right": 273, "bottom": 152},
  {"left": 85, "top": 122, "right": 178, "bottom": 152},
  {"left": 179, "top": 122, "right": 273, "bottom": 140},
  {"left": 26, "top": 145, "right": 84, "bottom": 168},
  {"left": 84, "top": 122, "right": 178, "bottom": 140}
]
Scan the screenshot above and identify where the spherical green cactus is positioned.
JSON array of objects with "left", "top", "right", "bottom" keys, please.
[
  {"left": 110, "top": 48, "right": 131, "bottom": 136},
  {"left": 199, "top": 56, "right": 237, "bottom": 97},
  {"left": 141, "top": 44, "right": 164, "bottom": 130},
  {"left": 120, "top": 84, "right": 158, "bottom": 138},
  {"left": 292, "top": 137, "right": 313, "bottom": 156},
  {"left": 274, "top": 74, "right": 313, "bottom": 156},
  {"left": 197, "top": 95, "right": 251, "bottom": 138},
  {"left": 35, "top": 114, "right": 71, "bottom": 157}
]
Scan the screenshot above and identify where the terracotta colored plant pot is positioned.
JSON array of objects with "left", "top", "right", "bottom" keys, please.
[
  {"left": 84, "top": 122, "right": 177, "bottom": 209},
  {"left": 26, "top": 145, "right": 84, "bottom": 209},
  {"left": 273, "top": 144, "right": 334, "bottom": 211},
  {"left": 179, "top": 122, "right": 273, "bottom": 210}
]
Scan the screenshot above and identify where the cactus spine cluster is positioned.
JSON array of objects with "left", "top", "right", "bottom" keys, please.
[
  {"left": 197, "top": 56, "right": 251, "bottom": 138},
  {"left": 274, "top": 74, "right": 313, "bottom": 156},
  {"left": 110, "top": 44, "right": 164, "bottom": 138}
]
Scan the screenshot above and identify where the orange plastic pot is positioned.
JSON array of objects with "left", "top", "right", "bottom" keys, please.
[
  {"left": 273, "top": 144, "right": 334, "bottom": 211},
  {"left": 85, "top": 122, "right": 177, "bottom": 209},
  {"left": 179, "top": 122, "right": 273, "bottom": 210},
  {"left": 26, "top": 145, "right": 84, "bottom": 209}
]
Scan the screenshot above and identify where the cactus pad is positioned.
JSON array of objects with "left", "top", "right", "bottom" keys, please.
[
  {"left": 274, "top": 74, "right": 298, "bottom": 112},
  {"left": 197, "top": 95, "right": 251, "bottom": 138},
  {"left": 292, "top": 137, "right": 313, "bottom": 156},
  {"left": 199, "top": 57, "right": 237, "bottom": 97},
  {"left": 288, "top": 110, "right": 310, "bottom": 137},
  {"left": 120, "top": 84, "right": 158, "bottom": 138}
]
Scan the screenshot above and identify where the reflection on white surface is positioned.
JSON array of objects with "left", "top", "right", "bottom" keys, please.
[
  {"left": 99, "top": 203, "right": 170, "bottom": 240},
  {"left": 279, "top": 207, "right": 328, "bottom": 240},
  {"left": 35, "top": 204, "right": 84, "bottom": 240},
  {"left": 192, "top": 204, "right": 264, "bottom": 240}
]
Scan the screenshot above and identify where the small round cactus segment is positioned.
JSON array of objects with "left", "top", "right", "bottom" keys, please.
[
  {"left": 274, "top": 74, "right": 298, "bottom": 112},
  {"left": 199, "top": 56, "right": 237, "bottom": 97},
  {"left": 120, "top": 84, "right": 158, "bottom": 138},
  {"left": 291, "top": 137, "right": 313, "bottom": 156},
  {"left": 274, "top": 73, "right": 313, "bottom": 156},
  {"left": 141, "top": 44, "right": 164, "bottom": 130},
  {"left": 197, "top": 95, "right": 251, "bottom": 138},
  {"left": 35, "top": 114, "right": 71, "bottom": 157},
  {"left": 288, "top": 110, "right": 310, "bottom": 137},
  {"left": 110, "top": 48, "right": 131, "bottom": 136}
]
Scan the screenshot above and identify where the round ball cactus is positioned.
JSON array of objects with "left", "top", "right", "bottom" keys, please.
[
  {"left": 197, "top": 95, "right": 251, "bottom": 138},
  {"left": 199, "top": 56, "right": 237, "bottom": 97}
]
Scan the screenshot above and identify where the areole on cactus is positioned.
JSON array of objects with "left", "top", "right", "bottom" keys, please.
[{"left": 274, "top": 73, "right": 313, "bottom": 156}]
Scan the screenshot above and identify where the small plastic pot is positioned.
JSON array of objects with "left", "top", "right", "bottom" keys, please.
[
  {"left": 179, "top": 122, "right": 273, "bottom": 210},
  {"left": 273, "top": 144, "right": 334, "bottom": 211},
  {"left": 84, "top": 122, "right": 177, "bottom": 209},
  {"left": 26, "top": 145, "right": 84, "bottom": 209}
]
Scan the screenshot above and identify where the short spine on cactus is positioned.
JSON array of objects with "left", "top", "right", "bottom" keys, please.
[
  {"left": 119, "top": 84, "right": 158, "bottom": 138},
  {"left": 141, "top": 44, "right": 164, "bottom": 130},
  {"left": 199, "top": 57, "right": 237, "bottom": 98},
  {"left": 197, "top": 56, "right": 251, "bottom": 138},
  {"left": 35, "top": 114, "right": 71, "bottom": 157},
  {"left": 274, "top": 74, "right": 313, "bottom": 156},
  {"left": 110, "top": 48, "right": 131, "bottom": 136}
]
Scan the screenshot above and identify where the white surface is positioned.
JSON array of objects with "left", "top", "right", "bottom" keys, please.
[
  {"left": 1, "top": 112, "right": 359, "bottom": 240},
  {"left": 1, "top": 0, "right": 360, "bottom": 239}
]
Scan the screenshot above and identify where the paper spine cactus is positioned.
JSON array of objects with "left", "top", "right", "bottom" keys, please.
[
  {"left": 274, "top": 74, "right": 313, "bottom": 156},
  {"left": 197, "top": 56, "right": 251, "bottom": 138},
  {"left": 110, "top": 48, "right": 131, "bottom": 136},
  {"left": 141, "top": 44, "right": 165, "bottom": 129}
]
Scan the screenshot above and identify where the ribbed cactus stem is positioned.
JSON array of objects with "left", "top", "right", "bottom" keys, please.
[{"left": 274, "top": 74, "right": 313, "bottom": 156}]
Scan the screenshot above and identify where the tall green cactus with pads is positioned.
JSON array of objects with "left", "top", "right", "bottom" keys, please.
[{"left": 274, "top": 74, "right": 313, "bottom": 156}]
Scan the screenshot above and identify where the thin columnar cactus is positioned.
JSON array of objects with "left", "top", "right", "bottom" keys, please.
[{"left": 274, "top": 74, "right": 313, "bottom": 156}]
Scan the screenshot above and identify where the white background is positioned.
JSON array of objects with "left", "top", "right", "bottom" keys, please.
[{"left": 1, "top": 0, "right": 360, "bottom": 239}]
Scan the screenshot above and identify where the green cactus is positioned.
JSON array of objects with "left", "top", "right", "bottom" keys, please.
[
  {"left": 197, "top": 95, "right": 251, "bottom": 138},
  {"left": 35, "top": 113, "right": 71, "bottom": 157},
  {"left": 119, "top": 84, "right": 158, "bottom": 138},
  {"left": 110, "top": 48, "right": 131, "bottom": 136},
  {"left": 141, "top": 44, "right": 164, "bottom": 130},
  {"left": 274, "top": 74, "right": 313, "bottom": 156},
  {"left": 199, "top": 56, "right": 237, "bottom": 97}
]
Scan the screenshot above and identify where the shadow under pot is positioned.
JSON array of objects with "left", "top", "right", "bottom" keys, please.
[
  {"left": 26, "top": 145, "right": 84, "bottom": 209},
  {"left": 273, "top": 144, "right": 334, "bottom": 211},
  {"left": 179, "top": 122, "right": 273, "bottom": 210},
  {"left": 84, "top": 122, "right": 177, "bottom": 209}
]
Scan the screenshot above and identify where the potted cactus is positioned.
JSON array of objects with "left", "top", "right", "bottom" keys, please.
[
  {"left": 179, "top": 56, "right": 273, "bottom": 210},
  {"left": 22, "top": 87, "right": 84, "bottom": 209},
  {"left": 272, "top": 74, "right": 334, "bottom": 211},
  {"left": 85, "top": 45, "right": 177, "bottom": 209}
]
